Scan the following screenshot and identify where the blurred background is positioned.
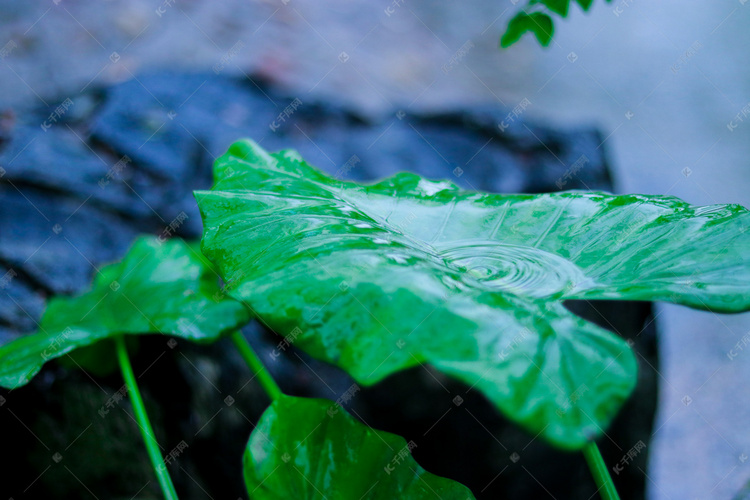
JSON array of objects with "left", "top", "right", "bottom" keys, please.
[{"left": 1, "top": 1, "right": 749, "bottom": 499}]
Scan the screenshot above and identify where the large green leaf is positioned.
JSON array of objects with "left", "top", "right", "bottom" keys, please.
[
  {"left": 196, "top": 140, "right": 750, "bottom": 449},
  {"left": 0, "top": 236, "right": 250, "bottom": 389},
  {"left": 243, "top": 395, "right": 475, "bottom": 499}
]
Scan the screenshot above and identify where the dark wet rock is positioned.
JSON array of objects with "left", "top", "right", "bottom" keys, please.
[
  {"left": 90, "top": 73, "right": 277, "bottom": 181},
  {"left": 0, "top": 72, "right": 655, "bottom": 500},
  {"left": 0, "top": 185, "right": 140, "bottom": 295},
  {"left": 89, "top": 72, "right": 609, "bottom": 194},
  {"left": 0, "top": 125, "right": 157, "bottom": 219},
  {"left": 0, "top": 265, "right": 45, "bottom": 338}
]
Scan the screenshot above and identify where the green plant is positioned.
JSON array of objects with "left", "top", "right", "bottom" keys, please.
[
  {"left": 196, "top": 140, "right": 749, "bottom": 496},
  {"left": 2, "top": 139, "right": 749, "bottom": 499},
  {"left": 0, "top": 237, "right": 250, "bottom": 499},
  {"left": 0, "top": 237, "right": 250, "bottom": 389},
  {"left": 243, "top": 394, "right": 474, "bottom": 498},
  {"left": 501, "top": 0, "right": 613, "bottom": 47},
  {"left": 0, "top": 236, "right": 472, "bottom": 498}
]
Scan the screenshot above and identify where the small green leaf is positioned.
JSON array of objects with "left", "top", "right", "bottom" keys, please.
[
  {"left": 243, "top": 395, "right": 475, "bottom": 499},
  {"left": 575, "top": 0, "right": 595, "bottom": 10},
  {"left": 543, "top": 0, "right": 570, "bottom": 17},
  {"left": 500, "top": 12, "right": 555, "bottom": 48},
  {"left": 196, "top": 140, "right": 750, "bottom": 449},
  {"left": 0, "top": 236, "right": 250, "bottom": 389}
]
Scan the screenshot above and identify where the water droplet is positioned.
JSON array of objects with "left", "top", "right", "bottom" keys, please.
[{"left": 440, "top": 241, "right": 591, "bottom": 299}]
